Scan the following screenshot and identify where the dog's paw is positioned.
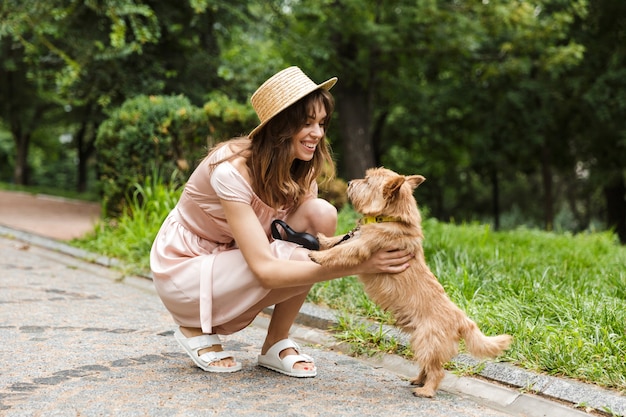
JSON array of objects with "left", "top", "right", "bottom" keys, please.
[
  {"left": 410, "top": 379, "right": 424, "bottom": 387},
  {"left": 309, "top": 250, "right": 334, "bottom": 266},
  {"left": 308, "top": 252, "right": 322, "bottom": 264},
  {"left": 412, "top": 387, "right": 435, "bottom": 398}
]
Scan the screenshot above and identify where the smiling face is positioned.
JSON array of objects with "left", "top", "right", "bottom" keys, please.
[{"left": 290, "top": 100, "right": 327, "bottom": 162}]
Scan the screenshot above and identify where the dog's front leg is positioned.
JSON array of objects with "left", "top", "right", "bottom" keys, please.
[
  {"left": 316, "top": 232, "right": 349, "bottom": 250},
  {"left": 309, "top": 241, "right": 372, "bottom": 269}
]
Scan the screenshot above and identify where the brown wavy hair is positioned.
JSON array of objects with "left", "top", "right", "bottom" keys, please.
[{"left": 209, "top": 88, "right": 336, "bottom": 210}]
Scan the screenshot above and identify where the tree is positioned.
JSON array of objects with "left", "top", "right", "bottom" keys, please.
[
  {"left": 569, "top": 0, "right": 626, "bottom": 242},
  {"left": 0, "top": 0, "right": 255, "bottom": 190},
  {"left": 0, "top": 0, "right": 163, "bottom": 187},
  {"left": 0, "top": 37, "right": 51, "bottom": 185},
  {"left": 460, "top": 0, "right": 587, "bottom": 230}
]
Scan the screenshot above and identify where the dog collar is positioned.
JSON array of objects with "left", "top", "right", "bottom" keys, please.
[{"left": 360, "top": 215, "right": 401, "bottom": 225}]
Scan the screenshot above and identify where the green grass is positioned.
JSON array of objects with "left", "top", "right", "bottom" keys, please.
[
  {"left": 71, "top": 181, "right": 626, "bottom": 393},
  {"left": 72, "top": 174, "right": 182, "bottom": 275}
]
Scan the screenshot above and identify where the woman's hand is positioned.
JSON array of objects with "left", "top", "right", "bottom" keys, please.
[{"left": 357, "top": 248, "right": 414, "bottom": 275}]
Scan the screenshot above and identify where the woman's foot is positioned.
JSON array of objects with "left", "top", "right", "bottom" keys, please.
[
  {"left": 264, "top": 346, "right": 315, "bottom": 372},
  {"left": 176, "top": 327, "right": 241, "bottom": 372},
  {"left": 258, "top": 339, "right": 317, "bottom": 377}
]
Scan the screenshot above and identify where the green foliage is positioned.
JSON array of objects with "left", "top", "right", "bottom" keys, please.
[
  {"left": 0, "top": 128, "right": 13, "bottom": 181},
  {"left": 1, "top": 0, "right": 625, "bottom": 237},
  {"left": 73, "top": 170, "right": 183, "bottom": 274},
  {"left": 95, "top": 93, "right": 255, "bottom": 216},
  {"left": 333, "top": 316, "right": 413, "bottom": 358},
  {"left": 95, "top": 95, "right": 208, "bottom": 216},
  {"left": 0, "top": 0, "right": 163, "bottom": 102}
]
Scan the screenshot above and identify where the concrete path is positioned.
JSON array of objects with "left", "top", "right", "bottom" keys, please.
[{"left": 0, "top": 190, "right": 100, "bottom": 241}]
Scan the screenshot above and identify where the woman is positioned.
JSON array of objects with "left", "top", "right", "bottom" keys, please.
[{"left": 150, "top": 66, "right": 413, "bottom": 377}]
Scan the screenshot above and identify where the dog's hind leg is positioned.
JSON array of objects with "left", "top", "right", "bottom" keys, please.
[
  {"left": 409, "top": 329, "right": 455, "bottom": 398},
  {"left": 411, "top": 363, "right": 444, "bottom": 398},
  {"left": 410, "top": 369, "right": 426, "bottom": 387}
]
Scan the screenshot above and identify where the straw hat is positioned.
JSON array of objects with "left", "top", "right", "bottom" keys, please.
[{"left": 249, "top": 66, "right": 337, "bottom": 138}]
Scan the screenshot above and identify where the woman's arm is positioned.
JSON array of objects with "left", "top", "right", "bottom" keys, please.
[{"left": 221, "top": 199, "right": 412, "bottom": 289}]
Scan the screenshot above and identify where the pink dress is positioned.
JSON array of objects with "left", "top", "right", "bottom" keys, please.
[{"left": 150, "top": 145, "right": 310, "bottom": 334}]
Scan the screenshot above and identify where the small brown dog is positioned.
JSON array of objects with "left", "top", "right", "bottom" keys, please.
[{"left": 310, "top": 167, "right": 512, "bottom": 398}]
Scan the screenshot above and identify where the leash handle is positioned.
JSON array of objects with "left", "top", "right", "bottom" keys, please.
[{"left": 271, "top": 219, "right": 320, "bottom": 251}]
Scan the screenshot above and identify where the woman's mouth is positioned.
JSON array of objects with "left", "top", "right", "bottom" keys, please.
[{"left": 302, "top": 141, "right": 316, "bottom": 152}]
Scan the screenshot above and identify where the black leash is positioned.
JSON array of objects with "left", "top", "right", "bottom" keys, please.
[
  {"left": 270, "top": 220, "right": 358, "bottom": 251},
  {"left": 332, "top": 226, "right": 358, "bottom": 247},
  {"left": 271, "top": 219, "right": 320, "bottom": 251}
]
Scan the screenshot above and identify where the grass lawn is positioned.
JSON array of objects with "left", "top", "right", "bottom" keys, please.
[{"left": 70, "top": 179, "right": 626, "bottom": 394}]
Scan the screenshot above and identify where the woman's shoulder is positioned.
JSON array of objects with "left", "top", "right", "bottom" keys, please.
[
  {"left": 206, "top": 142, "right": 251, "bottom": 187},
  {"left": 227, "top": 156, "right": 249, "bottom": 181},
  {"left": 222, "top": 141, "right": 251, "bottom": 184}
]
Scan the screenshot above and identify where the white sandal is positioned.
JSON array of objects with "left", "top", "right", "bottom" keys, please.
[
  {"left": 174, "top": 328, "right": 242, "bottom": 373},
  {"left": 257, "top": 339, "right": 317, "bottom": 378}
]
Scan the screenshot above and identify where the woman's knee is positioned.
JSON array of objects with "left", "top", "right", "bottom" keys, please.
[{"left": 288, "top": 198, "right": 337, "bottom": 236}]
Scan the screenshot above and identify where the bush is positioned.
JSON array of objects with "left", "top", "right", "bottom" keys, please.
[
  {"left": 318, "top": 176, "right": 348, "bottom": 210},
  {"left": 96, "top": 93, "right": 255, "bottom": 217}
]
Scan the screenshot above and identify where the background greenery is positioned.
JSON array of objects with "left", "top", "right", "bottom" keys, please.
[{"left": 1, "top": 0, "right": 624, "bottom": 240}]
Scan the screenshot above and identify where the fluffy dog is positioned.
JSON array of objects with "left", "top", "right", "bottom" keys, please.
[{"left": 309, "top": 167, "right": 512, "bottom": 398}]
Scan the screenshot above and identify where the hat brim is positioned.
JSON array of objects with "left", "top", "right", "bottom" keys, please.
[{"left": 249, "top": 77, "right": 337, "bottom": 139}]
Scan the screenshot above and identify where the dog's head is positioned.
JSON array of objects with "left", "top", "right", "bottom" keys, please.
[{"left": 347, "top": 167, "right": 425, "bottom": 224}]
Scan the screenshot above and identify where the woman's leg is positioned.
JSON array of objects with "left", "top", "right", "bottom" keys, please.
[
  {"left": 179, "top": 198, "right": 337, "bottom": 371},
  {"left": 261, "top": 198, "right": 337, "bottom": 370}
]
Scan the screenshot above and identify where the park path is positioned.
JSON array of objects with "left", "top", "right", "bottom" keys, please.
[{"left": 0, "top": 190, "right": 101, "bottom": 240}]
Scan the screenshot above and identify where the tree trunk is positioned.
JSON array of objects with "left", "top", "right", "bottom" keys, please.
[
  {"left": 337, "top": 91, "right": 374, "bottom": 180},
  {"left": 371, "top": 110, "right": 389, "bottom": 167},
  {"left": 491, "top": 167, "right": 500, "bottom": 230},
  {"left": 75, "top": 121, "right": 97, "bottom": 193},
  {"left": 12, "top": 129, "right": 30, "bottom": 186},
  {"left": 541, "top": 145, "right": 554, "bottom": 231},
  {"left": 604, "top": 175, "right": 626, "bottom": 244}
]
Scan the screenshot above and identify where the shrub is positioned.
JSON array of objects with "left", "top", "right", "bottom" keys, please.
[{"left": 96, "top": 93, "right": 255, "bottom": 216}]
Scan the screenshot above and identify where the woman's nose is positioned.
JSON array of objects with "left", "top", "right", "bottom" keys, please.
[{"left": 311, "top": 124, "right": 323, "bottom": 138}]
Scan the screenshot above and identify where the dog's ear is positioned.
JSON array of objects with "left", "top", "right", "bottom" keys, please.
[
  {"left": 406, "top": 175, "right": 426, "bottom": 190},
  {"left": 383, "top": 176, "right": 406, "bottom": 199}
]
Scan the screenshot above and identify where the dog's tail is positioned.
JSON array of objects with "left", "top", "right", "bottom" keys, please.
[{"left": 461, "top": 318, "right": 512, "bottom": 359}]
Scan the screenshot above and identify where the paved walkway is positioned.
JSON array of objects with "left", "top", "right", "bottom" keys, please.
[
  {"left": 0, "top": 191, "right": 623, "bottom": 416},
  {"left": 0, "top": 190, "right": 100, "bottom": 241}
]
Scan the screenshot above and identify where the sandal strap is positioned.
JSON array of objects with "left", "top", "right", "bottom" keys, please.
[
  {"left": 198, "top": 350, "right": 235, "bottom": 365},
  {"left": 185, "top": 333, "right": 221, "bottom": 351},
  {"left": 278, "top": 353, "right": 314, "bottom": 371},
  {"left": 265, "top": 339, "right": 302, "bottom": 357}
]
